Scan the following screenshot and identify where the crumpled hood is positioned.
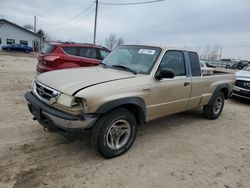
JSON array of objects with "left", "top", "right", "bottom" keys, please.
[
  {"left": 236, "top": 70, "right": 250, "bottom": 81},
  {"left": 36, "top": 66, "right": 135, "bottom": 95}
]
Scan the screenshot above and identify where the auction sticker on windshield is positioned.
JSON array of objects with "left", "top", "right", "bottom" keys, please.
[{"left": 138, "top": 49, "right": 155, "bottom": 55}]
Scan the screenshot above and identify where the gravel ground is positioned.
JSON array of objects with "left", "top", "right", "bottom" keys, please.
[{"left": 0, "top": 53, "right": 250, "bottom": 188}]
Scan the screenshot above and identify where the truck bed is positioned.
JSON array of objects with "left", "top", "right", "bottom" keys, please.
[{"left": 204, "top": 70, "right": 235, "bottom": 76}]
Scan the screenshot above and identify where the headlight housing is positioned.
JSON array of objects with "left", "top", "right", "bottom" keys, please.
[{"left": 57, "top": 93, "right": 77, "bottom": 107}]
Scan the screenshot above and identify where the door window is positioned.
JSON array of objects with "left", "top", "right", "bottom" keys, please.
[
  {"left": 79, "top": 48, "right": 97, "bottom": 59},
  {"left": 62, "top": 47, "right": 78, "bottom": 56},
  {"left": 158, "top": 50, "right": 186, "bottom": 77}
]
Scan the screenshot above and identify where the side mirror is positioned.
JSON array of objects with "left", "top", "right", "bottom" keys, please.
[{"left": 155, "top": 68, "right": 175, "bottom": 80}]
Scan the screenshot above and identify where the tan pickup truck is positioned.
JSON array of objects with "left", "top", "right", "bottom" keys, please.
[{"left": 25, "top": 45, "right": 235, "bottom": 158}]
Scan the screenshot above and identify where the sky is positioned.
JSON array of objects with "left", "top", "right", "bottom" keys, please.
[{"left": 1, "top": 0, "right": 250, "bottom": 59}]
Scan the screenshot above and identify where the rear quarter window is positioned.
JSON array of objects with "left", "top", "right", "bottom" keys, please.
[
  {"left": 41, "top": 44, "right": 56, "bottom": 53},
  {"left": 188, "top": 52, "right": 201, "bottom": 76},
  {"left": 100, "top": 50, "right": 110, "bottom": 60}
]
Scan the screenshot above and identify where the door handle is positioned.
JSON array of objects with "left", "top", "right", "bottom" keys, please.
[
  {"left": 143, "top": 87, "right": 151, "bottom": 92},
  {"left": 184, "top": 82, "right": 191, "bottom": 87}
]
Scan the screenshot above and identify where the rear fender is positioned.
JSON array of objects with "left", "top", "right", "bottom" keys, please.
[{"left": 208, "top": 84, "right": 230, "bottom": 105}]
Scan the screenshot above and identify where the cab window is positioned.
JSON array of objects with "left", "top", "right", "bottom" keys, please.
[
  {"left": 188, "top": 52, "right": 201, "bottom": 76},
  {"left": 158, "top": 50, "right": 186, "bottom": 77},
  {"left": 79, "top": 48, "right": 97, "bottom": 59}
]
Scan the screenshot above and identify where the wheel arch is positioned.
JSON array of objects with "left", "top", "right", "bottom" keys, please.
[
  {"left": 209, "top": 84, "right": 230, "bottom": 105},
  {"left": 95, "top": 97, "right": 146, "bottom": 125}
]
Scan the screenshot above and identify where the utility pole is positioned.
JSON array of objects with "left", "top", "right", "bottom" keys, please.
[
  {"left": 93, "top": 0, "right": 98, "bottom": 44},
  {"left": 34, "top": 15, "right": 37, "bottom": 32}
]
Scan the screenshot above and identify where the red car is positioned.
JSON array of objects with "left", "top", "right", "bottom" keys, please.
[{"left": 37, "top": 42, "right": 110, "bottom": 73}]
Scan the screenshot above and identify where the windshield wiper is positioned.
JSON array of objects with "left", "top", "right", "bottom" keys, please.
[
  {"left": 99, "top": 62, "right": 108, "bottom": 68},
  {"left": 111, "top": 65, "right": 137, "bottom": 74}
]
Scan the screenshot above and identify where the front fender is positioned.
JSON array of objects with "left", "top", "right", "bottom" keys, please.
[
  {"left": 95, "top": 97, "right": 146, "bottom": 123},
  {"left": 96, "top": 97, "right": 146, "bottom": 113}
]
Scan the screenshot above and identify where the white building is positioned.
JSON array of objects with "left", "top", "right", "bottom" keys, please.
[{"left": 0, "top": 19, "right": 42, "bottom": 51}]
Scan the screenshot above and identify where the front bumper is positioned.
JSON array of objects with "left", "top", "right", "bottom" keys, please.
[
  {"left": 231, "top": 86, "right": 250, "bottom": 100},
  {"left": 24, "top": 92, "right": 98, "bottom": 132}
]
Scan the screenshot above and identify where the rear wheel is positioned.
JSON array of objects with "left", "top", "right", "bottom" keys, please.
[
  {"left": 91, "top": 108, "right": 137, "bottom": 158},
  {"left": 7, "top": 48, "right": 10, "bottom": 52},
  {"left": 203, "top": 91, "right": 225, "bottom": 119}
]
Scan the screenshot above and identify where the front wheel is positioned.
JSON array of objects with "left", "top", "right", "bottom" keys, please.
[
  {"left": 91, "top": 108, "right": 137, "bottom": 158},
  {"left": 203, "top": 91, "right": 225, "bottom": 119}
]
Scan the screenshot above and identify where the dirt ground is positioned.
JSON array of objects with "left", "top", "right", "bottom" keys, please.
[{"left": 0, "top": 53, "right": 250, "bottom": 188}]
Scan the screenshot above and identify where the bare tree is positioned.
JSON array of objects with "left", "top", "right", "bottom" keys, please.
[
  {"left": 117, "top": 37, "right": 124, "bottom": 46},
  {"left": 200, "top": 44, "right": 222, "bottom": 60},
  {"left": 105, "top": 34, "right": 125, "bottom": 50},
  {"left": 105, "top": 34, "right": 117, "bottom": 50},
  {"left": 23, "top": 24, "right": 34, "bottom": 30},
  {"left": 209, "top": 44, "right": 221, "bottom": 60}
]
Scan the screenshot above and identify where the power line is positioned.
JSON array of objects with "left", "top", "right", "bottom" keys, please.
[
  {"left": 37, "top": 6, "right": 95, "bottom": 29},
  {"left": 52, "top": 3, "right": 94, "bottom": 26},
  {"left": 99, "top": 0, "right": 165, "bottom": 6},
  {"left": 37, "top": 3, "right": 94, "bottom": 27}
]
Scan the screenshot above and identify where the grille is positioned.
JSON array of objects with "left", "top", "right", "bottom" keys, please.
[
  {"left": 33, "top": 81, "right": 59, "bottom": 102},
  {"left": 235, "top": 80, "right": 250, "bottom": 90}
]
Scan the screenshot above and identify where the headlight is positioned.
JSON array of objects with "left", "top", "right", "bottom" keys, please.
[{"left": 57, "top": 93, "right": 77, "bottom": 107}]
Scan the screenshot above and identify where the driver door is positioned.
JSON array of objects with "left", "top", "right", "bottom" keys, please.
[{"left": 147, "top": 50, "right": 192, "bottom": 120}]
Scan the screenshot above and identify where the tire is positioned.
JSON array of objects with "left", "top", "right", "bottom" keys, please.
[
  {"left": 25, "top": 50, "right": 29, "bottom": 53},
  {"left": 7, "top": 48, "right": 10, "bottom": 52},
  {"left": 91, "top": 108, "right": 137, "bottom": 158},
  {"left": 203, "top": 91, "right": 225, "bottom": 120}
]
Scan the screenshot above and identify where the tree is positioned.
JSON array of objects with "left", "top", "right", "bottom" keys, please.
[
  {"left": 37, "top": 29, "right": 46, "bottom": 40},
  {"left": 200, "top": 44, "right": 222, "bottom": 60},
  {"left": 209, "top": 44, "right": 221, "bottom": 60},
  {"left": 117, "top": 37, "right": 124, "bottom": 46},
  {"left": 23, "top": 24, "right": 34, "bottom": 30},
  {"left": 37, "top": 29, "right": 53, "bottom": 42},
  {"left": 105, "top": 34, "right": 125, "bottom": 50},
  {"left": 105, "top": 34, "right": 117, "bottom": 50}
]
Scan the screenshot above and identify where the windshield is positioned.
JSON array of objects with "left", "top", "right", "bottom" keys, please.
[
  {"left": 102, "top": 45, "right": 161, "bottom": 74},
  {"left": 243, "top": 66, "right": 250, "bottom": 71},
  {"left": 41, "top": 44, "right": 56, "bottom": 54}
]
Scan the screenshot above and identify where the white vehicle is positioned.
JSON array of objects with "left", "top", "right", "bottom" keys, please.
[
  {"left": 231, "top": 66, "right": 250, "bottom": 99},
  {"left": 200, "top": 60, "right": 214, "bottom": 75}
]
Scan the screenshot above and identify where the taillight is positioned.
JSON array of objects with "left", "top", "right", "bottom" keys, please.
[{"left": 44, "top": 55, "right": 59, "bottom": 62}]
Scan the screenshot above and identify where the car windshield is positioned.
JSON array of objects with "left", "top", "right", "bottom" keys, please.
[
  {"left": 244, "top": 66, "right": 250, "bottom": 71},
  {"left": 41, "top": 44, "right": 56, "bottom": 54},
  {"left": 102, "top": 45, "right": 161, "bottom": 74}
]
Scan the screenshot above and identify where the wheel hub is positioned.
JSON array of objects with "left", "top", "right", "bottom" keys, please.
[
  {"left": 213, "top": 96, "right": 223, "bottom": 114},
  {"left": 106, "top": 119, "right": 131, "bottom": 150}
]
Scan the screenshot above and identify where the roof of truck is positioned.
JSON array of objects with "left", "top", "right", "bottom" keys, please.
[{"left": 120, "top": 44, "right": 196, "bottom": 52}]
